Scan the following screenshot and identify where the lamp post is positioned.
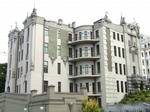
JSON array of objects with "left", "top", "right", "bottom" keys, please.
[
  {"left": 68, "top": 102, "right": 73, "bottom": 112},
  {"left": 40, "top": 105, "right": 46, "bottom": 112}
]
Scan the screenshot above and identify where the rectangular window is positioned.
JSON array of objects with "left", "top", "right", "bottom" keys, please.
[
  {"left": 92, "top": 82, "right": 96, "bottom": 94},
  {"left": 123, "top": 64, "right": 126, "bottom": 75},
  {"left": 121, "top": 81, "right": 124, "bottom": 93},
  {"left": 21, "top": 50, "right": 23, "bottom": 60},
  {"left": 18, "top": 51, "right": 20, "bottom": 62},
  {"left": 80, "top": 65, "right": 82, "bottom": 74},
  {"left": 97, "top": 62, "right": 100, "bottom": 73},
  {"left": 58, "top": 63, "right": 61, "bottom": 74},
  {"left": 95, "top": 30, "right": 99, "bottom": 38},
  {"left": 119, "top": 64, "right": 122, "bottom": 75},
  {"left": 97, "top": 82, "right": 101, "bottom": 92},
  {"left": 58, "top": 82, "right": 61, "bottom": 92},
  {"left": 44, "top": 61, "right": 48, "bottom": 73},
  {"left": 75, "top": 83, "right": 78, "bottom": 92},
  {"left": 121, "top": 35, "right": 124, "bottom": 42},
  {"left": 68, "top": 33, "right": 72, "bottom": 41},
  {"left": 118, "top": 47, "right": 121, "bottom": 57},
  {"left": 43, "top": 81, "right": 48, "bottom": 92},
  {"left": 26, "top": 43, "right": 29, "bottom": 60},
  {"left": 85, "top": 65, "right": 89, "bottom": 74},
  {"left": 91, "top": 47, "right": 94, "bottom": 56},
  {"left": 117, "top": 80, "right": 119, "bottom": 92},
  {"left": 26, "top": 61, "right": 28, "bottom": 73},
  {"left": 79, "top": 32, "right": 82, "bottom": 40},
  {"left": 69, "top": 83, "right": 73, "bottom": 92},
  {"left": 27, "top": 27, "right": 30, "bottom": 41},
  {"left": 24, "top": 81, "right": 27, "bottom": 93},
  {"left": 113, "top": 32, "right": 115, "bottom": 39},
  {"left": 84, "top": 47, "right": 88, "bottom": 56},
  {"left": 133, "top": 66, "right": 136, "bottom": 74},
  {"left": 79, "top": 48, "right": 82, "bottom": 57},
  {"left": 44, "top": 29, "right": 49, "bottom": 37},
  {"left": 125, "top": 82, "right": 128, "bottom": 93},
  {"left": 75, "top": 49, "right": 78, "bottom": 58},
  {"left": 86, "top": 83, "right": 89, "bottom": 92},
  {"left": 90, "top": 32, "right": 93, "bottom": 39},
  {"left": 115, "top": 63, "right": 118, "bottom": 74},
  {"left": 69, "top": 48, "right": 72, "bottom": 58},
  {"left": 84, "top": 31, "right": 88, "bottom": 39},
  {"left": 44, "top": 43, "right": 48, "bottom": 54},
  {"left": 117, "top": 33, "right": 120, "bottom": 41},
  {"left": 122, "top": 48, "right": 125, "bottom": 58},
  {"left": 20, "top": 66, "right": 23, "bottom": 76},
  {"left": 75, "top": 66, "right": 78, "bottom": 75},
  {"left": 69, "top": 65, "right": 73, "bottom": 75},
  {"left": 92, "top": 65, "right": 94, "bottom": 75},
  {"left": 80, "top": 83, "right": 82, "bottom": 89},
  {"left": 75, "top": 34, "right": 77, "bottom": 41},
  {"left": 96, "top": 45, "right": 100, "bottom": 55},
  {"left": 114, "top": 46, "right": 117, "bottom": 56}
]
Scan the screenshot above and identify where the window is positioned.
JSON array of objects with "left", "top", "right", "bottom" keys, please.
[
  {"left": 119, "top": 64, "right": 122, "bottom": 75},
  {"left": 97, "top": 82, "right": 101, "bottom": 92},
  {"left": 44, "top": 61, "right": 48, "bottom": 73},
  {"left": 95, "top": 30, "right": 99, "bottom": 38},
  {"left": 133, "top": 66, "right": 136, "bottom": 74},
  {"left": 58, "top": 63, "right": 61, "bottom": 74},
  {"left": 69, "top": 83, "right": 73, "bottom": 92},
  {"left": 125, "top": 82, "right": 128, "bottom": 93},
  {"left": 68, "top": 33, "right": 72, "bottom": 41},
  {"left": 79, "top": 32, "right": 82, "bottom": 40},
  {"left": 17, "top": 68, "right": 20, "bottom": 79},
  {"left": 114, "top": 46, "right": 117, "bottom": 56},
  {"left": 117, "top": 33, "right": 120, "bottom": 41},
  {"left": 58, "top": 82, "right": 61, "bottom": 92},
  {"left": 80, "top": 83, "right": 82, "bottom": 89},
  {"left": 115, "top": 63, "right": 118, "bottom": 74},
  {"left": 75, "top": 83, "right": 78, "bottom": 92},
  {"left": 80, "top": 65, "right": 82, "bottom": 74},
  {"left": 122, "top": 48, "right": 125, "bottom": 58},
  {"left": 132, "top": 53, "right": 135, "bottom": 62},
  {"left": 148, "top": 69, "right": 149, "bottom": 74},
  {"left": 84, "top": 47, "right": 88, "bottom": 56},
  {"left": 20, "top": 66, "right": 23, "bottom": 76},
  {"left": 44, "top": 28, "right": 49, "bottom": 37},
  {"left": 86, "top": 83, "right": 89, "bottom": 92},
  {"left": 145, "top": 52, "right": 147, "bottom": 57},
  {"left": 75, "top": 66, "right": 78, "bottom": 75},
  {"left": 97, "top": 62, "right": 100, "bottom": 73},
  {"left": 43, "top": 81, "right": 48, "bottom": 92},
  {"left": 121, "top": 81, "right": 124, "bottom": 93},
  {"left": 96, "top": 45, "right": 100, "bottom": 55},
  {"left": 79, "top": 48, "right": 82, "bottom": 57},
  {"left": 91, "top": 47, "right": 94, "bottom": 56},
  {"left": 121, "top": 35, "right": 124, "bottom": 42},
  {"left": 142, "top": 52, "right": 144, "bottom": 57},
  {"left": 75, "top": 49, "right": 78, "bottom": 58},
  {"left": 44, "top": 43, "right": 48, "bottom": 54},
  {"left": 118, "top": 47, "right": 121, "bottom": 57},
  {"left": 146, "top": 60, "right": 149, "bottom": 66},
  {"left": 123, "top": 64, "right": 126, "bottom": 75},
  {"left": 26, "top": 61, "right": 28, "bottom": 73},
  {"left": 85, "top": 65, "right": 89, "bottom": 74},
  {"left": 142, "top": 60, "right": 144, "bottom": 65},
  {"left": 117, "top": 80, "right": 119, "bottom": 92},
  {"left": 24, "top": 81, "right": 27, "bottom": 93},
  {"left": 75, "top": 34, "right": 77, "bottom": 41},
  {"left": 84, "top": 31, "right": 88, "bottom": 39},
  {"left": 113, "top": 32, "right": 115, "bottom": 39},
  {"left": 69, "top": 65, "right": 73, "bottom": 75},
  {"left": 27, "top": 27, "right": 30, "bottom": 41},
  {"left": 69, "top": 48, "right": 72, "bottom": 58},
  {"left": 92, "top": 82, "right": 96, "bottom": 94},
  {"left": 143, "top": 69, "right": 145, "bottom": 74},
  {"left": 26, "top": 43, "right": 29, "bottom": 59},
  {"left": 92, "top": 65, "right": 94, "bottom": 75},
  {"left": 57, "top": 45, "right": 61, "bottom": 56},
  {"left": 18, "top": 51, "right": 20, "bottom": 62},
  {"left": 21, "top": 50, "right": 23, "bottom": 60},
  {"left": 90, "top": 31, "right": 93, "bottom": 39}
]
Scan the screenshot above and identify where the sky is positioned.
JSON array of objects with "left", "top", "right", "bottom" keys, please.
[{"left": 0, "top": 0, "right": 150, "bottom": 63}]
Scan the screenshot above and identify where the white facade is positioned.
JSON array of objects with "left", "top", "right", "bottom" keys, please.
[
  {"left": 140, "top": 35, "right": 150, "bottom": 79},
  {"left": 5, "top": 9, "right": 142, "bottom": 108}
]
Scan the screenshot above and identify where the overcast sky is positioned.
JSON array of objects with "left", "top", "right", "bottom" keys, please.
[{"left": 0, "top": 0, "right": 150, "bottom": 63}]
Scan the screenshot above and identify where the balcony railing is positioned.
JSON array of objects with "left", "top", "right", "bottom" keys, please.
[
  {"left": 68, "top": 38, "right": 99, "bottom": 45},
  {"left": 68, "top": 74, "right": 100, "bottom": 79}
]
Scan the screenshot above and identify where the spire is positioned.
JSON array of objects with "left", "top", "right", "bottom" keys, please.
[
  {"left": 31, "top": 8, "right": 37, "bottom": 17},
  {"left": 120, "top": 16, "right": 126, "bottom": 25},
  {"left": 103, "top": 11, "right": 111, "bottom": 23}
]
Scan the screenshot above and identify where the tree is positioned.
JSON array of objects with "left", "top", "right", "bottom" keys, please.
[
  {"left": 82, "top": 97, "right": 101, "bottom": 112},
  {"left": 0, "top": 63, "right": 7, "bottom": 93}
]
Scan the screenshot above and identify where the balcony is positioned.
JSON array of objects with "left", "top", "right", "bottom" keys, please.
[
  {"left": 69, "top": 55, "right": 100, "bottom": 62},
  {"left": 68, "top": 38, "right": 99, "bottom": 45},
  {"left": 68, "top": 74, "right": 100, "bottom": 79}
]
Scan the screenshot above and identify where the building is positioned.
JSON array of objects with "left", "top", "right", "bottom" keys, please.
[{"left": 5, "top": 8, "right": 143, "bottom": 108}]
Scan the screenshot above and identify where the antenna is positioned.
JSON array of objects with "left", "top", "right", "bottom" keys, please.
[{"left": 15, "top": 22, "right": 17, "bottom": 28}]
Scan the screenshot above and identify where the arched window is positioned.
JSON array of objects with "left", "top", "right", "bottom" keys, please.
[{"left": 7, "top": 86, "right": 10, "bottom": 92}]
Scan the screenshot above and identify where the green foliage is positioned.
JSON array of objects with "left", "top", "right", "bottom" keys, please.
[
  {"left": 82, "top": 97, "right": 101, "bottom": 112},
  {"left": 0, "top": 63, "right": 7, "bottom": 93},
  {"left": 120, "top": 90, "right": 150, "bottom": 104}
]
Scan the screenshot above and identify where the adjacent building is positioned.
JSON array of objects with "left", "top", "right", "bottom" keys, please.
[{"left": 5, "top": 9, "right": 143, "bottom": 108}]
